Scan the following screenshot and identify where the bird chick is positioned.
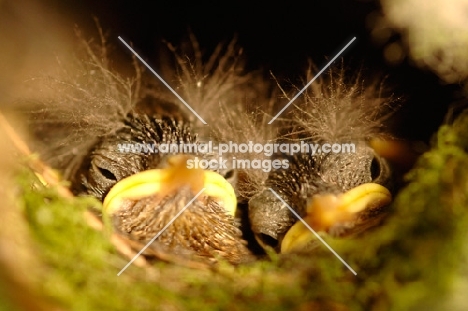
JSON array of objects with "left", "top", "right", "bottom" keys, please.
[
  {"left": 70, "top": 97, "right": 252, "bottom": 263},
  {"left": 23, "top": 34, "right": 262, "bottom": 264},
  {"left": 248, "top": 66, "right": 396, "bottom": 253}
]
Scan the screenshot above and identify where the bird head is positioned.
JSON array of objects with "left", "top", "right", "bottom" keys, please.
[
  {"left": 60, "top": 88, "right": 257, "bottom": 262},
  {"left": 248, "top": 66, "right": 398, "bottom": 253},
  {"left": 279, "top": 146, "right": 393, "bottom": 253},
  {"left": 22, "top": 34, "right": 266, "bottom": 264}
]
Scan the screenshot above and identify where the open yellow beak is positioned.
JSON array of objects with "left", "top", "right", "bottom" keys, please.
[
  {"left": 281, "top": 183, "right": 391, "bottom": 253},
  {"left": 102, "top": 155, "right": 237, "bottom": 217}
]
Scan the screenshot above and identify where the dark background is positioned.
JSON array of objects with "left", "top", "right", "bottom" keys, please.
[{"left": 29, "top": 0, "right": 465, "bottom": 141}]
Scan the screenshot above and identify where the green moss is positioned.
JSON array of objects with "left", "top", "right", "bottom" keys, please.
[
  {"left": 13, "top": 109, "right": 468, "bottom": 310},
  {"left": 0, "top": 283, "right": 21, "bottom": 311}
]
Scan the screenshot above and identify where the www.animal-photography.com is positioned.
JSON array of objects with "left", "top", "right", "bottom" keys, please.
[{"left": 1, "top": 0, "right": 468, "bottom": 310}]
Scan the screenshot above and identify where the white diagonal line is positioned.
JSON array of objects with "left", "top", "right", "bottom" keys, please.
[
  {"left": 118, "top": 36, "right": 207, "bottom": 125},
  {"left": 268, "top": 188, "right": 357, "bottom": 275},
  {"left": 268, "top": 37, "right": 357, "bottom": 124},
  {"left": 117, "top": 188, "right": 206, "bottom": 276}
]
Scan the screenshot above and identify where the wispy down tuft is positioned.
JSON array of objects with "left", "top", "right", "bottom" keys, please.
[{"left": 283, "top": 62, "right": 399, "bottom": 143}]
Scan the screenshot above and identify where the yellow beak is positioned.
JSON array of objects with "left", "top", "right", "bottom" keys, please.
[
  {"left": 103, "top": 155, "right": 237, "bottom": 217},
  {"left": 281, "top": 183, "right": 391, "bottom": 253}
]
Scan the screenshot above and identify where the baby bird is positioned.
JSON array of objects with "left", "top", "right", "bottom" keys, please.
[
  {"left": 76, "top": 98, "right": 252, "bottom": 264},
  {"left": 248, "top": 67, "right": 396, "bottom": 253},
  {"left": 24, "top": 35, "right": 263, "bottom": 264}
]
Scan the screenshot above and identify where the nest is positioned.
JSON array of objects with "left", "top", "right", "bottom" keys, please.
[{"left": 1, "top": 29, "right": 468, "bottom": 310}]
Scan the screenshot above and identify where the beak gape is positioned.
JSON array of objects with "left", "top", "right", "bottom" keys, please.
[
  {"left": 103, "top": 154, "right": 237, "bottom": 218},
  {"left": 281, "top": 183, "right": 392, "bottom": 253}
]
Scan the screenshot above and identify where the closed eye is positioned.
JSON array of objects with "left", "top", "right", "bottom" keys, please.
[
  {"left": 223, "top": 169, "right": 235, "bottom": 180},
  {"left": 97, "top": 166, "right": 117, "bottom": 181},
  {"left": 370, "top": 156, "right": 381, "bottom": 181}
]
